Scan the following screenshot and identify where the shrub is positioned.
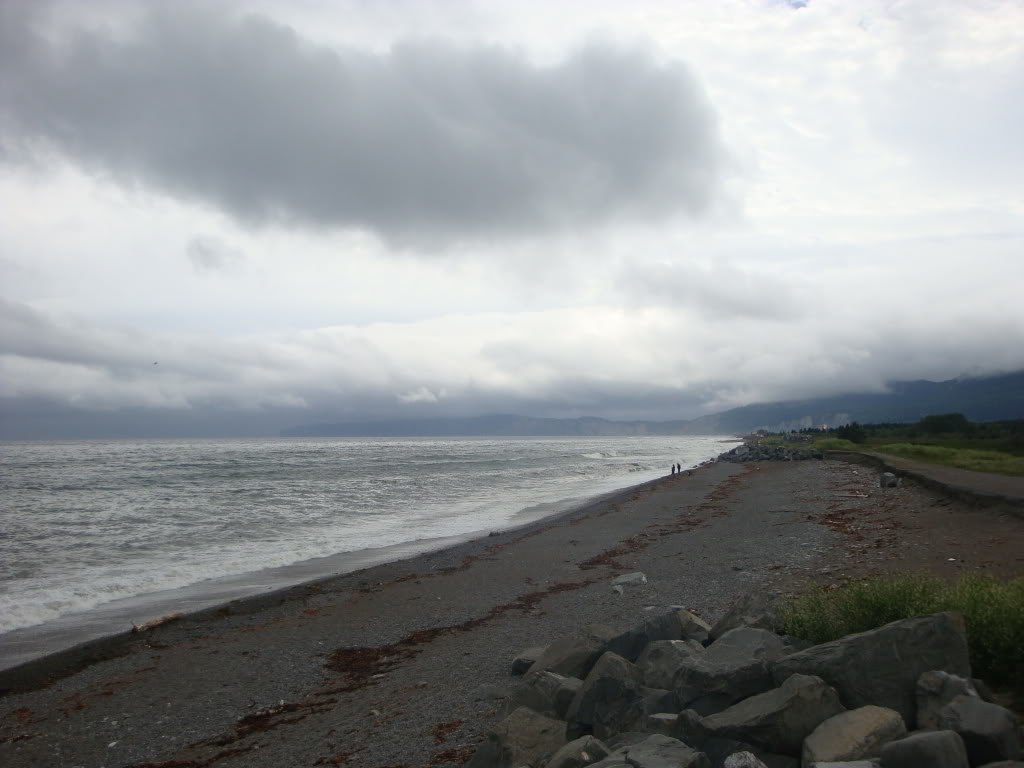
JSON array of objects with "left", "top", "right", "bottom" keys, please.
[{"left": 781, "top": 572, "right": 1024, "bottom": 690}]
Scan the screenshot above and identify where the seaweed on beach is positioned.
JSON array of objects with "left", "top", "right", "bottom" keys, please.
[
  {"left": 432, "top": 719, "right": 464, "bottom": 744},
  {"left": 577, "top": 533, "right": 651, "bottom": 570},
  {"left": 325, "top": 578, "right": 600, "bottom": 690}
]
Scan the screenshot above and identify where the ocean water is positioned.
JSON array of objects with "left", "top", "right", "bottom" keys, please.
[{"left": 0, "top": 435, "right": 726, "bottom": 656}]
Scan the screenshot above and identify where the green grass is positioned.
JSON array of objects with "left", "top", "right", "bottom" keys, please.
[
  {"left": 872, "top": 442, "right": 1024, "bottom": 476},
  {"left": 781, "top": 573, "right": 1024, "bottom": 689},
  {"left": 811, "top": 437, "right": 859, "bottom": 452}
]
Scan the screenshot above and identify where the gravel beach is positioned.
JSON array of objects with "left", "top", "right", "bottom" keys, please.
[{"left": 2, "top": 458, "right": 1021, "bottom": 768}]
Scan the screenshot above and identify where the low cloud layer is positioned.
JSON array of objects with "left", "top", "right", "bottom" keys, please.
[
  {"left": 3, "top": 292, "right": 1022, "bottom": 438},
  {"left": 0, "top": 2, "right": 723, "bottom": 244},
  {"left": 1, "top": 1, "right": 1022, "bottom": 439}
]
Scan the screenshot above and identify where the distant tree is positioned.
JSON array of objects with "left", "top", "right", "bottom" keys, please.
[
  {"left": 917, "top": 413, "right": 971, "bottom": 435},
  {"left": 835, "top": 422, "right": 867, "bottom": 443}
]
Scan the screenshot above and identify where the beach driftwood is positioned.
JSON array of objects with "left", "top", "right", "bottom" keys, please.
[{"left": 130, "top": 612, "right": 184, "bottom": 633}]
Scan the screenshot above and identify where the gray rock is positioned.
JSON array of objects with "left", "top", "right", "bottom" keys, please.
[
  {"left": 976, "top": 763, "right": 1024, "bottom": 768},
  {"left": 566, "top": 651, "right": 646, "bottom": 740},
  {"left": 678, "top": 610, "right": 713, "bottom": 643},
  {"left": 605, "top": 732, "right": 652, "bottom": 750},
  {"left": 510, "top": 670, "right": 583, "bottom": 719},
  {"left": 802, "top": 706, "right": 906, "bottom": 766},
  {"left": 513, "top": 646, "right": 548, "bottom": 676},
  {"left": 709, "top": 593, "right": 782, "bottom": 641},
  {"left": 530, "top": 625, "right": 618, "bottom": 680},
  {"left": 807, "top": 763, "right": 878, "bottom": 768},
  {"left": 590, "top": 734, "right": 710, "bottom": 768},
  {"left": 879, "top": 730, "right": 968, "bottom": 768},
  {"left": 916, "top": 670, "right": 978, "bottom": 729},
  {"left": 672, "top": 709, "right": 710, "bottom": 748},
  {"left": 773, "top": 612, "right": 971, "bottom": 727},
  {"left": 612, "top": 572, "right": 648, "bottom": 587},
  {"left": 725, "top": 752, "right": 769, "bottom": 768},
  {"left": 467, "top": 706, "right": 567, "bottom": 768},
  {"left": 937, "top": 694, "right": 1022, "bottom": 765},
  {"left": 879, "top": 472, "right": 899, "bottom": 488},
  {"left": 640, "top": 686, "right": 678, "bottom": 716},
  {"left": 645, "top": 713, "right": 677, "bottom": 736},
  {"left": 777, "top": 635, "right": 814, "bottom": 654},
  {"left": 972, "top": 678, "right": 997, "bottom": 703},
  {"left": 608, "top": 612, "right": 686, "bottom": 662},
  {"left": 699, "top": 738, "right": 797, "bottom": 768},
  {"left": 637, "top": 639, "right": 704, "bottom": 689},
  {"left": 475, "top": 683, "right": 509, "bottom": 701},
  {"left": 545, "top": 736, "right": 612, "bottom": 768},
  {"left": 675, "top": 627, "right": 788, "bottom": 715},
  {"left": 695, "top": 673, "right": 846, "bottom": 756}
]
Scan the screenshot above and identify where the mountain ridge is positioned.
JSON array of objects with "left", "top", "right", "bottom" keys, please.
[{"left": 281, "top": 370, "right": 1024, "bottom": 437}]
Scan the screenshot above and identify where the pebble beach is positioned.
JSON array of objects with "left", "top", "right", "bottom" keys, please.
[{"left": 1, "top": 457, "right": 1021, "bottom": 768}]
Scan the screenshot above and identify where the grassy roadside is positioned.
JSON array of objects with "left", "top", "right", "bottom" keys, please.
[
  {"left": 781, "top": 573, "right": 1024, "bottom": 691},
  {"left": 865, "top": 442, "right": 1024, "bottom": 476},
  {"left": 768, "top": 436, "right": 1024, "bottom": 476}
]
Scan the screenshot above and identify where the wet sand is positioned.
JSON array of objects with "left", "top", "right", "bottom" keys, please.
[{"left": 1, "top": 458, "right": 1021, "bottom": 768}]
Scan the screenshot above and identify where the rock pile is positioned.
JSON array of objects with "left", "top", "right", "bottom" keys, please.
[
  {"left": 470, "top": 597, "right": 1022, "bottom": 768},
  {"left": 716, "top": 445, "right": 822, "bottom": 463}
]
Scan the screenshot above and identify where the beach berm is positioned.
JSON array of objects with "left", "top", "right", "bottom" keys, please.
[{"left": 1, "top": 457, "right": 1021, "bottom": 768}]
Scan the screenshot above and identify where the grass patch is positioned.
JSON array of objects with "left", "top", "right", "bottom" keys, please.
[
  {"left": 781, "top": 572, "right": 1024, "bottom": 689},
  {"left": 873, "top": 443, "right": 1024, "bottom": 477},
  {"left": 811, "top": 437, "right": 859, "bottom": 452}
]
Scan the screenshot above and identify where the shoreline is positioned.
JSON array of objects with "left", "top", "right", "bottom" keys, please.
[
  {"left": 4, "top": 457, "right": 1020, "bottom": 768},
  {"left": 0, "top": 438, "right": 725, "bottom": 668},
  {"left": 0, "top": 463, "right": 705, "bottom": 693}
]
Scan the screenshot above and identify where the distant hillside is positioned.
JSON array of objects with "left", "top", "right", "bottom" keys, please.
[
  {"left": 679, "top": 370, "right": 1024, "bottom": 434},
  {"left": 283, "top": 371, "right": 1024, "bottom": 437},
  {"left": 281, "top": 414, "right": 691, "bottom": 438}
]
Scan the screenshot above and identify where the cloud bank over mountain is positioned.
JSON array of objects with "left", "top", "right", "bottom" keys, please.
[{"left": 1, "top": 0, "right": 1022, "bottom": 438}]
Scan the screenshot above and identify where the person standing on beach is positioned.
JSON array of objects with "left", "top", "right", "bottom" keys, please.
[{"left": 671, "top": 463, "right": 676, "bottom": 475}]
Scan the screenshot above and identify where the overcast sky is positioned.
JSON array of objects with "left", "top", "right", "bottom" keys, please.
[{"left": 1, "top": 0, "right": 1022, "bottom": 438}]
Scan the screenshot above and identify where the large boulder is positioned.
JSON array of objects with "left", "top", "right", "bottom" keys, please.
[
  {"left": 678, "top": 610, "right": 714, "bottom": 643},
  {"left": 637, "top": 640, "right": 704, "bottom": 689},
  {"left": 566, "top": 652, "right": 646, "bottom": 740},
  {"left": 589, "top": 734, "right": 710, "bottom": 768},
  {"left": 546, "top": 736, "right": 612, "bottom": 768},
  {"left": 512, "top": 646, "right": 547, "bottom": 676},
  {"left": 700, "top": 738, "right": 797, "bottom": 768},
  {"left": 879, "top": 730, "right": 969, "bottom": 768},
  {"left": 801, "top": 706, "right": 906, "bottom": 766},
  {"left": 709, "top": 594, "right": 782, "bottom": 641},
  {"left": 509, "top": 670, "right": 582, "bottom": 719},
  {"left": 724, "top": 753, "right": 769, "bottom": 768},
  {"left": 467, "top": 706, "right": 567, "bottom": 768},
  {"left": 684, "top": 674, "right": 845, "bottom": 756},
  {"left": 607, "top": 612, "right": 685, "bottom": 662},
  {"left": 917, "top": 670, "right": 979, "bottom": 729},
  {"left": 530, "top": 625, "right": 618, "bottom": 679},
  {"left": 675, "top": 628, "right": 788, "bottom": 715},
  {"left": 772, "top": 613, "right": 970, "bottom": 727},
  {"left": 937, "top": 695, "right": 1022, "bottom": 766}
]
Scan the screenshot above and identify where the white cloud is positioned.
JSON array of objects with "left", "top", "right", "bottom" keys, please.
[{"left": 0, "top": 0, "right": 1022, "bottom": 436}]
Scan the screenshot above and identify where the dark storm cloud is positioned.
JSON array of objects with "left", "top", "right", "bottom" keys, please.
[{"left": 0, "top": 2, "right": 724, "bottom": 243}]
